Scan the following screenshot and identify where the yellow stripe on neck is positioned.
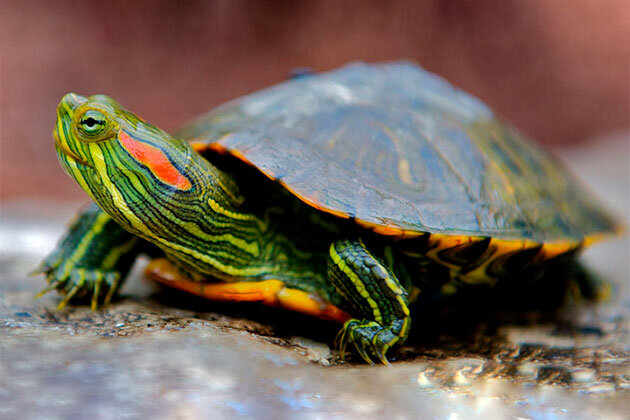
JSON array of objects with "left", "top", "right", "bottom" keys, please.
[{"left": 88, "top": 143, "right": 152, "bottom": 237}]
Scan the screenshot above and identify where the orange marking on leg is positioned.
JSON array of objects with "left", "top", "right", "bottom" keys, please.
[
  {"left": 118, "top": 130, "right": 192, "bottom": 190},
  {"left": 146, "top": 258, "right": 351, "bottom": 323}
]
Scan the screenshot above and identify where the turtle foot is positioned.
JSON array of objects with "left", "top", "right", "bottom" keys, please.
[
  {"left": 337, "top": 319, "right": 402, "bottom": 365},
  {"left": 35, "top": 264, "right": 121, "bottom": 311},
  {"left": 32, "top": 204, "right": 145, "bottom": 310}
]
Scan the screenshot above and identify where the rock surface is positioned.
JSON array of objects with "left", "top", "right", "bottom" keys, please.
[{"left": 1, "top": 138, "right": 628, "bottom": 419}]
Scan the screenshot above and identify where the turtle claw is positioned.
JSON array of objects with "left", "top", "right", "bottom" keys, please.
[
  {"left": 353, "top": 340, "right": 375, "bottom": 365},
  {"left": 91, "top": 275, "right": 103, "bottom": 311},
  {"left": 35, "top": 279, "right": 63, "bottom": 299},
  {"left": 37, "top": 264, "right": 121, "bottom": 310},
  {"left": 57, "top": 280, "right": 84, "bottom": 310},
  {"left": 103, "top": 273, "right": 121, "bottom": 306},
  {"left": 337, "top": 319, "right": 398, "bottom": 365},
  {"left": 334, "top": 327, "right": 348, "bottom": 360}
]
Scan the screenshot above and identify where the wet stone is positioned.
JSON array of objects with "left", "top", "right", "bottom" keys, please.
[{"left": 570, "top": 368, "right": 597, "bottom": 383}]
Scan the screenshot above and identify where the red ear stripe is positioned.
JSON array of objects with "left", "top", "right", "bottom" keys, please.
[{"left": 118, "top": 130, "right": 192, "bottom": 191}]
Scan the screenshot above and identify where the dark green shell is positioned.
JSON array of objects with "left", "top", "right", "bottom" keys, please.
[{"left": 177, "top": 61, "right": 617, "bottom": 243}]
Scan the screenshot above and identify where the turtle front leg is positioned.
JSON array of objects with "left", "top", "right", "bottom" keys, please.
[
  {"left": 328, "top": 239, "right": 411, "bottom": 364},
  {"left": 34, "top": 203, "right": 151, "bottom": 310}
]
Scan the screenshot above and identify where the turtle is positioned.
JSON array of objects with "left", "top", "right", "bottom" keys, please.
[{"left": 36, "top": 61, "right": 619, "bottom": 364}]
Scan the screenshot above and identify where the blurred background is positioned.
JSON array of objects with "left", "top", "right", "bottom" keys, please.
[
  {"left": 1, "top": 0, "right": 628, "bottom": 200},
  {"left": 1, "top": 3, "right": 629, "bottom": 416}
]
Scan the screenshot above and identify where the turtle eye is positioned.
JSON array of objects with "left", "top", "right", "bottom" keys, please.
[{"left": 78, "top": 110, "right": 107, "bottom": 136}]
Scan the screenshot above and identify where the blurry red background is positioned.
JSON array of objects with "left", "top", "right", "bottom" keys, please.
[{"left": 1, "top": 0, "right": 628, "bottom": 200}]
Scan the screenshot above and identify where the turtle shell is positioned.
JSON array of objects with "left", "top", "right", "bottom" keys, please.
[{"left": 177, "top": 61, "right": 617, "bottom": 244}]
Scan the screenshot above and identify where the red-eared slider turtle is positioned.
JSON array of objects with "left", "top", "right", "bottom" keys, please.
[{"left": 37, "top": 62, "right": 618, "bottom": 364}]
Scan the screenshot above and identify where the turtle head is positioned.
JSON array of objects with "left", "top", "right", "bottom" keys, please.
[
  {"left": 53, "top": 93, "right": 261, "bottom": 276},
  {"left": 54, "top": 93, "right": 201, "bottom": 237}
]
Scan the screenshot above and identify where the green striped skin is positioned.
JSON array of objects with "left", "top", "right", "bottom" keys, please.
[
  {"left": 50, "top": 93, "right": 416, "bottom": 361},
  {"left": 43, "top": 92, "right": 608, "bottom": 364},
  {"left": 329, "top": 240, "right": 411, "bottom": 364},
  {"left": 53, "top": 94, "right": 344, "bottom": 301}
]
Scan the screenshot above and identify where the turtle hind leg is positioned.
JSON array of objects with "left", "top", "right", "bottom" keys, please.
[
  {"left": 328, "top": 239, "right": 411, "bottom": 365},
  {"left": 145, "top": 258, "right": 351, "bottom": 323}
]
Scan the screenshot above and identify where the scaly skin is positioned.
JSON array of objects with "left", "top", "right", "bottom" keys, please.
[
  {"left": 42, "top": 93, "right": 416, "bottom": 363},
  {"left": 328, "top": 239, "right": 411, "bottom": 364}
]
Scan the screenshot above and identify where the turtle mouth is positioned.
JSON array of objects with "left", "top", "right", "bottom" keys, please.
[{"left": 54, "top": 137, "right": 93, "bottom": 168}]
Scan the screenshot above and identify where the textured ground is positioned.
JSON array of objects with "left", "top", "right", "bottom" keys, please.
[{"left": 1, "top": 137, "right": 628, "bottom": 419}]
